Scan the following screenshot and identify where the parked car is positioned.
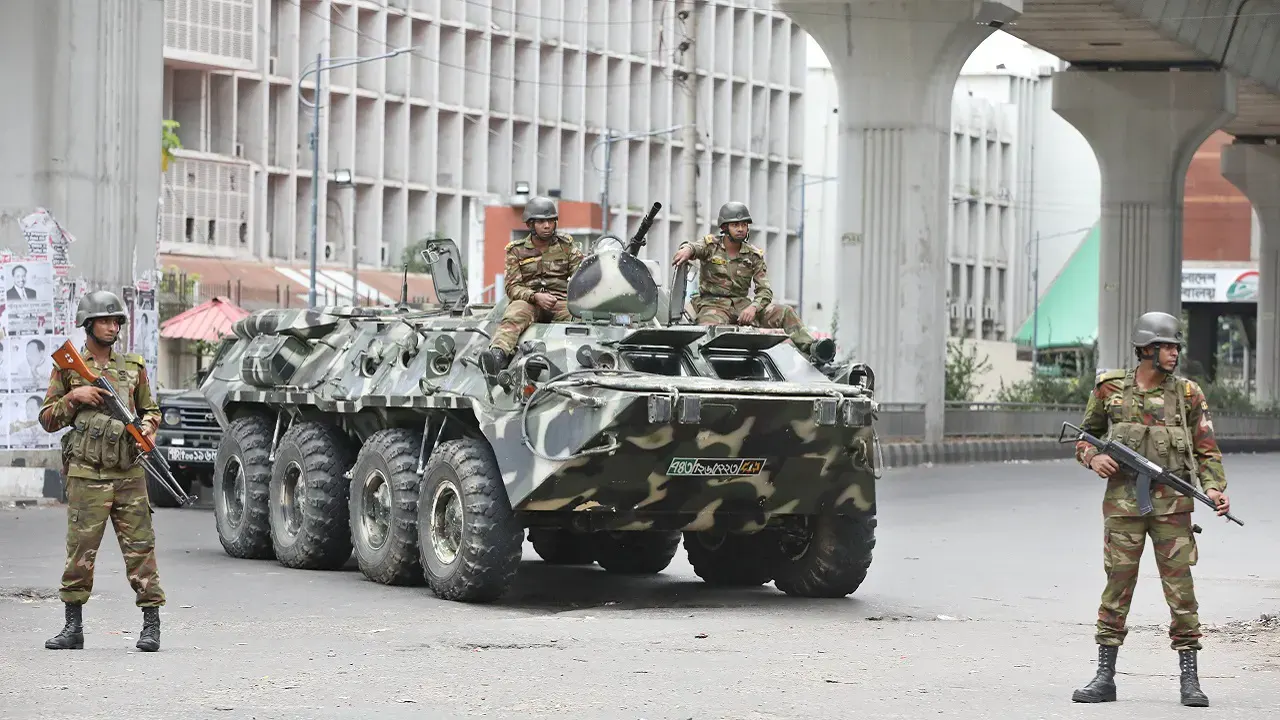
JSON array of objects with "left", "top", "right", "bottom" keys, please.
[{"left": 153, "top": 384, "right": 220, "bottom": 507}]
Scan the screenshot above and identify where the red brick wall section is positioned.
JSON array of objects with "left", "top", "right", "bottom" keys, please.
[
  {"left": 482, "top": 201, "right": 603, "bottom": 291},
  {"left": 1184, "top": 131, "right": 1252, "bottom": 262}
]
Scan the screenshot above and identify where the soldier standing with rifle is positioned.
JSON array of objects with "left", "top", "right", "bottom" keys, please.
[
  {"left": 482, "top": 196, "right": 585, "bottom": 375},
  {"left": 39, "top": 290, "right": 167, "bottom": 652},
  {"left": 671, "top": 201, "right": 835, "bottom": 365},
  {"left": 1071, "top": 311, "right": 1233, "bottom": 707}
]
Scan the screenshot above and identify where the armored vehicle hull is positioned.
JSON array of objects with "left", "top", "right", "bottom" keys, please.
[{"left": 201, "top": 235, "right": 882, "bottom": 603}]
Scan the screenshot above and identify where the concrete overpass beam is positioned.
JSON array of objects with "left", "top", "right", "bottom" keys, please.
[
  {"left": 781, "top": 0, "right": 1019, "bottom": 443},
  {"left": 0, "top": 0, "right": 164, "bottom": 289},
  {"left": 1222, "top": 141, "right": 1280, "bottom": 406},
  {"left": 1051, "top": 69, "right": 1236, "bottom": 371}
]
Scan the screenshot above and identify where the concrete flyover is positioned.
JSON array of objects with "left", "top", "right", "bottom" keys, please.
[{"left": 778, "top": 0, "right": 1280, "bottom": 440}]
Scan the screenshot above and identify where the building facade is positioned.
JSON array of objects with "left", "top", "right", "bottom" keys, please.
[{"left": 160, "top": 0, "right": 809, "bottom": 315}]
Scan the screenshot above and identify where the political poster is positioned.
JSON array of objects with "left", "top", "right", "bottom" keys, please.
[{"left": 0, "top": 259, "right": 57, "bottom": 336}]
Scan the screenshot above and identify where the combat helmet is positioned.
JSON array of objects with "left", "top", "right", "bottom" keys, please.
[
  {"left": 522, "top": 196, "right": 559, "bottom": 224},
  {"left": 715, "top": 201, "right": 752, "bottom": 227},
  {"left": 1130, "top": 311, "right": 1183, "bottom": 348},
  {"left": 76, "top": 290, "right": 129, "bottom": 327}
]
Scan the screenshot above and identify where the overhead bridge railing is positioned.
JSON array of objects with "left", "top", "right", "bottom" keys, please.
[{"left": 874, "top": 402, "right": 1280, "bottom": 442}]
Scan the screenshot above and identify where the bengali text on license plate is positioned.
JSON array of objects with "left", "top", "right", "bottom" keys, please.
[
  {"left": 666, "top": 457, "right": 766, "bottom": 477},
  {"left": 168, "top": 448, "right": 216, "bottom": 463}
]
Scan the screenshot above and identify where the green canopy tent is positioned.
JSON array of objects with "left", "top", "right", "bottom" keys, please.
[{"left": 1014, "top": 223, "right": 1099, "bottom": 374}]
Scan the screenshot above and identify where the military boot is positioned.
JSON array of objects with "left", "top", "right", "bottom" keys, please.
[
  {"left": 136, "top": 606, "right": 161, "bottom": 652},
  {"left": 44, "top": 602, "right": 84, "bottom": 650},
  {"left": 480, "top": 347, "right": 510, "bottom": 378},
  {"left": 808, "top": 337, "right": 836, "bottom": 366},
  {"left": 1178, "top": 650, "right": 1209, "bottom": 707},
  {"left": 1071, "top": 645, "right": 1118, "bottom": 703}
]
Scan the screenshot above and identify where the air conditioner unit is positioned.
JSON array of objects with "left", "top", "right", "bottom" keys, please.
[
  {"left": 268, "top": 56, "right": 279, "bottom": 75},
  {"left": 982, "top": 306, "right": 994, "bottom": 320},
  {"left": 964, "top": 303, "right": 975, "bottom": 319},
  {"left": 234, "top": 142, "right": 245, "bottom": 158},
  {"left": 949, "top": 303, "right": 959, "bottom": 319}
]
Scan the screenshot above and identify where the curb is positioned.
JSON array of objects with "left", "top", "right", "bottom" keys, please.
[
  {"left": 0, "top": 467, "right": 66, "bottom": 504},
  {"left": 881, "top": 436, "right": 1280, "bottom": 469}
]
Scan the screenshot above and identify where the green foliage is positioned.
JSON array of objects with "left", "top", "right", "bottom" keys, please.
[
  {"left": 945, "top": 337, "right": 992, "bottom": 402},
  {"left": 995, "top": 342, "right": 1098, "bottom": 406},
  {"left": 161, "top": 120, "right": 182, "bottom": 171}
]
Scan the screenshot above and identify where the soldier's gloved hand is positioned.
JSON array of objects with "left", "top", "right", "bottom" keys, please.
[
  {"left": 1206, "top": 489, "right": 1231, "bottom": 516},
  {"left": 672, "top": 246, "right": 694, "bottom": 266},
  {"left": 532, "top": 293, "right": 557, "bottom": 311},
  {"left": 1089, "top": 453, "right": 1119, "bottom": 479},
  {"left": 737, "top": 305, "right": 758, "bottom": 326}
]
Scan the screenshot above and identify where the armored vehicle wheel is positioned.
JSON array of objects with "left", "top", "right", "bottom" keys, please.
[
  {"left": 683, "top": 530, "right": 775, "bottom": 586},
  {"left": 417, "top": 437, "right": 523, "bottom": 603},
  {"left": 771, "top": 513, "right": 877, "bottom": 598},
  {"left": 529, "top": 529, "right": 596, "bottom": 565},
  {"left": 348, "top": 428, "right": 425, "bottom": 586},
  {"left": 269, "top": 421, "right": 357, "bottom": 570},
  {"left": 213, "top": 415, "right": 275, "bottom": 559},
  {"left": 593, "top": 531, "right": 681, "bottom": 575}
]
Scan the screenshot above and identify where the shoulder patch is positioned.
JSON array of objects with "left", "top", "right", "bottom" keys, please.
[
  {"left": 1180, "top": 377, "right": 1201, "bottom": 397},
  {"left": 1095, "top": 369, "right": 1125, "bottom": 386},
  {"left": 744, "top": 243, "right": 765, "bottom": 257},
  {"left": 123, "top": 353, "right": 147, "bottom": 368}
]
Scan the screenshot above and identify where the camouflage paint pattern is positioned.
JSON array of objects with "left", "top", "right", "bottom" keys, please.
[
  {"left": 1075, "top": 369, "right": 1227, "bottom": 517},
  {"left": 200, "top": 237, "right": 880, "bottom": 533},
  {"left": 1097, "top": 512, "right": 1201, "bottom": 651},
  {"left": 39, "top": 347, "right": 160, "bottom": 480},
  {"left": 60, "top": 476, "right": 165, "bottom": 607}
]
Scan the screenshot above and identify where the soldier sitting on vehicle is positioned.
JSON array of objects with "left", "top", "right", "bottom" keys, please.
[
  {"left": 671, "top": 201, "right": 835, "bottom": 365},
  {"left": 481, "top": 195, "right": 586, "bottom": 376}
]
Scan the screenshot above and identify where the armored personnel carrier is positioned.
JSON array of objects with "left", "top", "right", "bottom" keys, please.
[{"left": 200, "top": 204, "right": 883, "bottom": 603}]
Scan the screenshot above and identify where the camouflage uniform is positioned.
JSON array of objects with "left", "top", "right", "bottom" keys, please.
[
  {"left": 679, "top": 233, "right": 818, "bottom": 353},
  {"left": 41, "top": 347, "right": 165, "bottom": 608},
  {"left": 491, "top": 231, "right": 585, "bottom": 353},
  {"left": 1071, "top": 310, "right": 1222, "bottom": 708},
  {"left": 41, "top": 290, "right": 165, "bottom": 653},
  {"left": 1075, "top": 368, "right": 1224, "bottom": 651}
]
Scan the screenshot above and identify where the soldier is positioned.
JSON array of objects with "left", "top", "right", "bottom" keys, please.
[
  {"left": 671, "top": 201, "right": 835, "bottom": 365},
  {"left": 1071, "top": 311, "right": 1232, "bottom": 708},
  {"left": 39, "top": 290, "right": 167, "bottom": 653},
  {"left": 481, "top": 195, "right": 585, "bottom": 375}
]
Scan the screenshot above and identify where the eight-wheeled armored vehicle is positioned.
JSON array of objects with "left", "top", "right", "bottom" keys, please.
[{"left": 200, "top": 205, "right": 883, "bottom": 603}]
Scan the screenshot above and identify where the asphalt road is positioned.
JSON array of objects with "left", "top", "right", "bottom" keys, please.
[{"left": 1, "top": 454, "right": 1277, "bottom": 719}]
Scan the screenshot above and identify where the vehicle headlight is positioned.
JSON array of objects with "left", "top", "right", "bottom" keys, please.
[{"left": 163, "top": 408, "right": 181, "bottom": 426}]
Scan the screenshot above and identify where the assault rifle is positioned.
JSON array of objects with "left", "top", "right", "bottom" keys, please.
[
  {"left": 626, "top": 202, "right": 662, "bottom": 257},
  {"left": 1059, "top": 422, "right": 1242, "bottom": 526},
  {"left": 51, "top": 340, "right": 195, "bottom": 507}
]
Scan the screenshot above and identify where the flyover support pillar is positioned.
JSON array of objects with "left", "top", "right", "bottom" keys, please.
[
  {"left": 1222, "top": 141, "right": 1280, "bottom": 406},
  {"left": 780, "top": 0, "right": 1020, "bottom": 443},
  {"left": 0, "top": 0, "right": 164, "bottom": 289},
  {"left": 1052, "top": 70, "right": 1236, "bottom": 371}
]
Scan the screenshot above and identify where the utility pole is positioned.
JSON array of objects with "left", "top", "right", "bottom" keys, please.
[
  {"left": 298, "top": 47, "right": 411, "bottom": 308},
  {"left": 675, "top": 1, "right": 701, "bottom": 246},
  {"left": 1031, "top": 230, "right": 1040, "bottom": 371}
]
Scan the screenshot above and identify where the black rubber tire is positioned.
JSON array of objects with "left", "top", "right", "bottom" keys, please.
[
  {"left": 683, "top": 530, "right": 776, "bottom": 586},
  {"left": 213, "top": 414, "right": 274, "bottom": 560},
  {"left": 348, "top": 428, "right": 424, "bottom": 586},
  {"left": 417, "top": 437, "right": 523, "bottom": 603},
  {"left": 593, "top": 531, "right": 681, "bottom": 575},
  {"left": 529, "top": 529, "right": 596, "bottom": 565},
  {"left": 771, "top": 513, "right": 877, "bottom": 598},
  {"left": 269, "top": 421, "right": 357, "bottom": 570}
]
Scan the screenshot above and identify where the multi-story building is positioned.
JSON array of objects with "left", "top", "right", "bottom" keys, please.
[{"left": 159, "top": 0, "right": 809, "bottom": 320}]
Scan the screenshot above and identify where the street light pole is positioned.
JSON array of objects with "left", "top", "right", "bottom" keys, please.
[
  {"left": 590, "top": 124, "right": 685, "bottom": 237},
  {"left": 298, "top": 47, "right": 411, "bottom": 308},
  {"left": 791, "top": 173, "right": 837, "bottom": 319}
]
